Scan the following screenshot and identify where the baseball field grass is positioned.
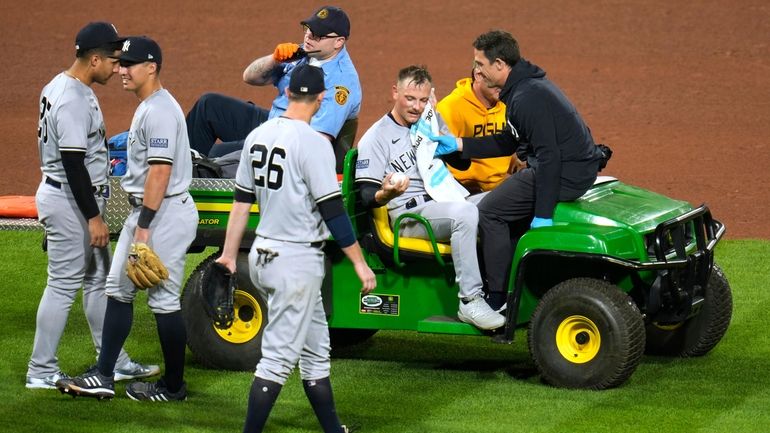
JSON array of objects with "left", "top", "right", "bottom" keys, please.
[{"left": 0, "top": 231, "right": 768, "bottom": 433}]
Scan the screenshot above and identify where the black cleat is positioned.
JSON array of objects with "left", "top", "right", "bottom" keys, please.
[
  {"left": 126, "top": 379, "right": 187, "bottom": 402},
  {"left": 57, "top": 366, "right": 115, "bottom": 400}
]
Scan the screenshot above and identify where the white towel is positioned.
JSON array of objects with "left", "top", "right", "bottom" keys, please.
[{"left": 409, "top": 103, "right": 469, "bottom": 202}]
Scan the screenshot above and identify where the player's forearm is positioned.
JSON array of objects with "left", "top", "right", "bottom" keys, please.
[
  {"left": 341, "top": 242, "right": 367, "bottom": 268},
  {"left": 141, "top": 163, "right": 172, "bottom": 211},
  {"left": 243, "top": 54, "right": 278, "bottom": 85},
  {"left": 221, "top": 201, "right": 252, "bottom": 262}
]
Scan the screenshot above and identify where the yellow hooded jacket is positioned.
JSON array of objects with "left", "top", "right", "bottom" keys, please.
[{"left": 436, "top": 78, "right": 511, "bottom": 192}]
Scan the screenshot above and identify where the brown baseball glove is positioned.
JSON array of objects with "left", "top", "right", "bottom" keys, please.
[{"left": 126, "top": 242, "right": 169, "bottom": 290}]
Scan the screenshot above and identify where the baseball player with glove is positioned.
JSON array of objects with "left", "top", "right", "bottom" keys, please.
[
  {"left": 215, "top": 64, "right": 375, "bottom": 433},
  {"left": 185, "top": 5, "right": 360, "bottom": 172},
  {"left": 27, "top": 22, "right": 158, "bottom": 390},
  {"left": 58, "top": 36, "right": 198, "bottom": 402}
]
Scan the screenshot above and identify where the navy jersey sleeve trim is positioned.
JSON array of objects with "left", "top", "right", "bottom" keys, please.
[
  {"left": 233, "top": 187, "right": 256, "bottom": 204},
  {"left": 316, "top": 190, "right": 342, "bottom": 204},
  {"left": 355, "top": 177, "right": 382, "bottom": 187},
  {"left": 58, "top": 146, "right": 87, "bottom": 153},
  {"left": 147, "top": 157, "right": 173, "bottom": 165}
]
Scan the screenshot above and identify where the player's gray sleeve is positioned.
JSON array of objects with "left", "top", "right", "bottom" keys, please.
[
  {"left": 54, "top": 98, "right": 90, "bottom": 153},
  {"left": 234, "top": 131, "right": 257, "bottom": 196},
  {"left": 354, "top": 128, "right": 388, "bottom": 187},
  {"left": 144, "top": 106, "right": 179, "bottom": 164}
]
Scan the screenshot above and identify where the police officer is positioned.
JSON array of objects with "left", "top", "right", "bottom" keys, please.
[{"left": 186, "top": 5, "right": 360, "bottom": 173}]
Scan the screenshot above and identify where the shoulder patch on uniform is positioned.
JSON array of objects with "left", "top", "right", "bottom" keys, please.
[
  {"left": 355, "top": 158, "right": 369, "bottom": 169},
  {"left": 334, "top": 86, "right": 350, "bottom": 106},
  {"left": 149, "top": 138, "right": 169, "bottom": 148}
]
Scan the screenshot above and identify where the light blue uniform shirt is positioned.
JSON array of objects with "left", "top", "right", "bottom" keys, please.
[{"left": 268, "top": 46, "right": 361, "bottom": 138}]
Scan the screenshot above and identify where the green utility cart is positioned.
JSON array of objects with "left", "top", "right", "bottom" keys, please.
[{"left": 180, "top": 149, "right": 731, "bottom": 390}]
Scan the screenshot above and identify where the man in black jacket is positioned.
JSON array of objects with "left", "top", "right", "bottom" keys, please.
[{"left": 431, "top": 30, "right": 607, "bottom": 311}]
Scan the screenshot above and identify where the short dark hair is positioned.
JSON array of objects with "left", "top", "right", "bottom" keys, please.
[
  {"left": 473, "top": 30, "right": 520, "bottom": 67},
  {"left": 76, "top": 44, "right": 118, "bottom": 60},
  {"left": 397, "top": 65, "right": 432, "bottom": 87},
  {"left": 288, "top": 92, "right": 321, "bottom": 103}
]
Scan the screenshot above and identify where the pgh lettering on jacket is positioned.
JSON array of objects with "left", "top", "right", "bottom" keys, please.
[{"left": 472, "top": 121, "right": 505, "bottom": 137}]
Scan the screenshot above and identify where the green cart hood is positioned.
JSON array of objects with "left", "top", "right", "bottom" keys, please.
[{"left": 554, "top": 177, "right": 693, "bottom": 233}]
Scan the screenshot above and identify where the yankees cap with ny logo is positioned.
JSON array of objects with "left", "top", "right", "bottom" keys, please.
[
  {"left": 113, "top": 36, "right": 163, "bottom": 66},
  {"left": 75, "top": 21, "right": 125, "bottom": 52}
]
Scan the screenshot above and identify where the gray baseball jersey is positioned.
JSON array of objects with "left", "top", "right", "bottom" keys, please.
[
  {"left": 106, "top": 88, "right": 198, "bottom": 313},
  {"left": 234, "top": 116, "right": 340, "bottom": 384},
  {"left": 355, "top": 112, "right": 486, "bottom": 301},
  {"left": 28, "top": 72, "right": 133, "bottom": 381},
  {"left": 37, "top": 73, "right": 109, "bottom": 186},
  {"left": 121, "top": 89, "right": 192, "bottom": 196},
  {"left": 355, "top": 112, "right": 450, "bottom": 210},
  {"left": 235, "top": 116, "right": 339, "bottom": 243}
]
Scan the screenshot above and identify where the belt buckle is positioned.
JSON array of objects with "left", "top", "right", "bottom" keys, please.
[{"left": 128, "top": 195, "right": 143, "bottom": 207}]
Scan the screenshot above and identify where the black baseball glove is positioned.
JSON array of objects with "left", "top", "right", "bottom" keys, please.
[{"left": 199, "top": 261, "right": 235, "bottom": 329}]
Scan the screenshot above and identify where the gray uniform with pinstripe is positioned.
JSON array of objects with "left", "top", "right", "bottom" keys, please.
[
  {"left": 28, "top": 72, "right": 132, "bottom": 380},
  {"left": 355, "top": 112, "right": 486, "bottom": 300},
  {"left": 234, "top": 116, "right": 339, "bottom": 385},
  {"left": 106, "top": 89, "right": 197, "bottom": 312}
]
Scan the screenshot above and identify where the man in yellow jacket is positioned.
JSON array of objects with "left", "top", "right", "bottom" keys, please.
[{"left": 437, "top": 69, "right": 524, "bottom": 193}]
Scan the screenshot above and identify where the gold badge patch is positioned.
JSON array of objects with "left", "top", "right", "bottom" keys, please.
[
  {"left": 317, "top": 9, "right": 329, "bottom": 19},
  {"left": 334, "top": 86, "right": 349, "bottom": 105}
]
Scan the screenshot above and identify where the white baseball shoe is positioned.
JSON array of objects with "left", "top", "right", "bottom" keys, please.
[
  {"left": 114, "top": 360, "right": 161, "bottom": 382},
  {"left": 458, "top": 295, "right": 505, "bottom": 330},
  {"left": 26, "top": 371, "right": 69, "bottom": 390}
]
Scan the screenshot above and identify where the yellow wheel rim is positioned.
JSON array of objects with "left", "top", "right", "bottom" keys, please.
[
  {"left": 214, "top": 289, "right": 264, "bottom": 344},
  {"left": 556, "top": 315, "right": 601, "bottom": 364}
]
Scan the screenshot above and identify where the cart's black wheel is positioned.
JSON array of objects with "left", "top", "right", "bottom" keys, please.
[
  {"left": 182, "top": 251, "right": 267, "bottom": 371},
  {"left": 528, "top": 278, "right": 645, "bottom": 389}
]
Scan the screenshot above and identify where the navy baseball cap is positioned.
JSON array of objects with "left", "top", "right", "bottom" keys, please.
[
  {"left": 301, "top": 6, "right": 350, "bottom": 38},
  {"left": 289, "top": 64, "right": 325, "bottom": 95},
  {"left": 75, "top": 21, "right": 125, "bottom": 51},
  {"left": 112, "top": 36, "right": 162, "bottom": 66}
]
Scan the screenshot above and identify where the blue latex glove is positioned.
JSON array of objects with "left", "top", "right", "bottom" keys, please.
[
  {"left": 428, "top": 134, "right": 458, "bottom": 156},
  {"left": 530, "top": 217, "right": 554, "bottom": 229}
]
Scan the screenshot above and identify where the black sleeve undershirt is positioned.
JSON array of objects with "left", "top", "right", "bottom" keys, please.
[
  {"left": 318, "top": 196, "right": 356, "bottom": 248},
  {"left": 61, "top": 151, "right": 99, "bottom": 220},
  {"left": 359, "top": 183, "right": 381, "bottom": 209}
]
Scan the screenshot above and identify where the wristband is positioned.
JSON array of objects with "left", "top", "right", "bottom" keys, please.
[{"left": 137, "top": 206, "right": 157, "bottom": 229}]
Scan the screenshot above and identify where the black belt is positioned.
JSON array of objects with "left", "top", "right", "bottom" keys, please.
[
  {"left": 127, "top": 194, "right": 143, "bottom": 208},
  {"left": 127, "top": 192, "right": 186, "bottom": 208},
  {"left": 405, "top": 194, "right": 432, "bottom": 210},
  {"left": 46, "top": 176, "right": 107, "bottom": 195},
  {"left": 45, "top": 176, "right": 62, "bottom": 189},
  {"left": 310, "top": 241, "right": 324, "bottom": 248}
]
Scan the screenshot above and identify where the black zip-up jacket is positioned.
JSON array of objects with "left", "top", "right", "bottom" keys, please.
[{"left": 461, "top": 59, "right": 604, "bottom": 218}]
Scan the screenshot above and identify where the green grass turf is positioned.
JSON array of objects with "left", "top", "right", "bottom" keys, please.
[{"left": 0, "top": 231, "right": 768, "bottom": 433}]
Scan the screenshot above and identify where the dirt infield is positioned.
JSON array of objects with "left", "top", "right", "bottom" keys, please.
[{"left": 2, "top": 0, "right": 768, "bottom": 238}]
